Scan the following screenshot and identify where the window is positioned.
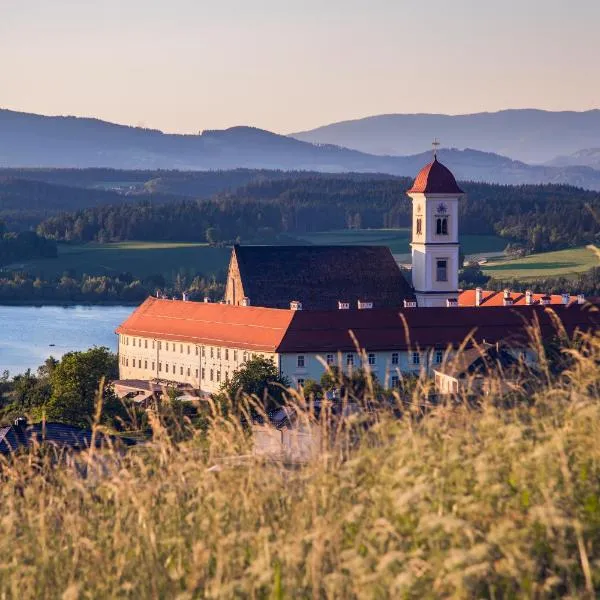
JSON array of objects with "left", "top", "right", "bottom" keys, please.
[
  {"left": 297, "top": 378, "right": 305, "bottom": 389},
  {"left": 201, "top": 368, "right": 205, "bottom": 380},
  {"left": 436, "top": 259, "right": 448, "bottom": 282},
  {"left": 391, "top": 375, "right": 400, "bottom": 389},
  {"left": 126, "top": 358, "right": 129, "bottom": 366},
  {"left": 152, "top": 340, "right": 155, "bottom": 350},
  {"left": 158, "top": 341, "right": 162, "bottom": 350},
  {"left": 165, "top": 364, "right": 169, "bottom": 373},
  {"left": 166, "top": 342, "right": 169, "bottom": 351},
  {"left": 145, "top": 339, "right": 148, "bottom": 349},
  {"left": 201, "top": 346, "right": 205, "bottom": 358},
  {"left": 216, "top": 371, "right": 221, "bottom": 383},
  {"left": 195, "top": 368, "right": 199, "bottom": 378},
  {"left": 326, "top": 353, "right": 335, "bottom": 366},
  {"left": 435, "top": 350, "right": 443, "bottom": 364},
  {"left": 195, "top": 346, "right": 198, "bottom": 356},
  {"left": 180, "top": 366, "right": 184, "bottom": 375},
  {"left": 368, "top": 353, "right": 376, "bottom": 366},
  {"left": 346, "top": 353, "right": 354, "bottom": 366},
  {"left": 243, "top": 351, "right": 248, "bottom": 362},
  {"left": 152, "top": 362, "right": 155, "bottom": 371},
  {"left": 436, "top": 217, "right": 448, "bottom": 235},
  {"left": 412, "top": 352, "right": 420, "bottom": 365},
  {"left": 234, "top": 350, "right": 238, "bottom": 362},
  {"left": 225, "top": 349, "right": 229, "bottom": 361},
  {"left": 391, "top": 352, "right": 399, "bottom": 365},
  {"left": 158, "top": 362, "right": 162, "bottom": 372},
  {"left": 144, "top": 360, "right": 148, "bottom": 369},
  {"left": 132, "top": 338, "right": 136, "bottom": 347},
  {"left": 210, "top": 369, "right": 214, "bottom": 382},
  {"left": 416, "top": 217, "right": 422, "bottom": 235},
  {"left": 187, "top": 367, "right": 190, "bottom": 376},
  {"left": 180, "top": 344, "right": 183, "bottom": 354},
  {"left": 210, "top": 347, "right": 214, "bottom": 359},
  {"left": 297, "top": 355, "right": 305, "bottom": 368}
]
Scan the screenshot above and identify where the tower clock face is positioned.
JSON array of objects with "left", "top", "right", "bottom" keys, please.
[{"left": 436, "top": 202, "right": 448, "bottom": 214}]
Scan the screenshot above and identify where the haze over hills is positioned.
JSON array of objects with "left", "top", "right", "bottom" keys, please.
[
  {"left": 291, "top": 109, "right": 600, "bottom": 164},
  {"left": 2, "top": 108, "right": 600, "bottom": 189},
  {"left": 547, "top": 148, "right": 600, "bottom": 170}
]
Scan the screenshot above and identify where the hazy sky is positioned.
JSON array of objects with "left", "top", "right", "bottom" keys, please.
[{"left": 1, "top": 0, "right": 599, "bottom": 134}]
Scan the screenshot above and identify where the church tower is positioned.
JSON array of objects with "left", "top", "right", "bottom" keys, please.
[{"left": 407, "top": 150, "right": 464, "bottom": 307}]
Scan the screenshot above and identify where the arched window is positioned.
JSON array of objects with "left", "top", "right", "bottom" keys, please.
[{"left": 436, "top": 217, "right": 448, "bottom": 235}]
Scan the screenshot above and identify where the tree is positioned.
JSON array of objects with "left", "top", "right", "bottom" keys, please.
[
  {"left": 219, "top": 356, "right": 290, "bottom": 412},
  {"left": 44, "top": 347, "right": 120, "bottom": 426}
]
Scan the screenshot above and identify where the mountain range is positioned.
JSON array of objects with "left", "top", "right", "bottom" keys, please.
[
  {"left": 2, "top": 108, "right": 600, "bottom": 190},
  {"left": 291, "top": 109, "right": 600, "bottom": 164}
]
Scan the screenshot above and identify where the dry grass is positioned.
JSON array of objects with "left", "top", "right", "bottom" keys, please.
[{"left": 1, "top": 331, "right": 600, "bottom": 599}]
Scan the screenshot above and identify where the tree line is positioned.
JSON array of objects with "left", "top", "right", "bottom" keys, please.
[{"left": 35, "top": 175, "right": 600, "bottom": 252}]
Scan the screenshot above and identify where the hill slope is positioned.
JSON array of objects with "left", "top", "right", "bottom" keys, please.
[
  {"left": 291, "top": 109, "right": 600, "bottom": 164},
  {"left": 2, "top": 109, "right": 600, "bottom": 189}
]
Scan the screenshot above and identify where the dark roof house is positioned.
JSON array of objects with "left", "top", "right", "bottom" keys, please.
[{"left": 224, "top": 245, "right": 414, "bottom": 310}]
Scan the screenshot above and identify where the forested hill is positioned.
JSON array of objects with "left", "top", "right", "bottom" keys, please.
[
  {"left": 36, "top": 174, "right": 600, "bottom": 253},
  {"left": 3, "top": 109, "right": 600, "bottom": 189}
]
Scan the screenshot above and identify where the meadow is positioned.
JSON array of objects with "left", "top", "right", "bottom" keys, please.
[
  {"left": 4, "top": 242, "right": 231, "bottom": 281},
  {"left": 483, "top": 246, "right": 598, "bottom": 281},
  {"left": 291, "top": 229, "right": 507, "bottom": 258},
  {"left": 1, "top": 330, "right": 599, "bottom": 598}
]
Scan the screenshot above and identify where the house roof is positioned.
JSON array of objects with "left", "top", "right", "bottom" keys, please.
[
  {"left": 433, "top": 345, "right": 520, "bottom": 379},
  {"left": 116, "top": 296, "right": 295, "bottom": 352},
  {"left": 232, "top": 245, "right": 414, "bottom": 310},
  {"left": 0, "top": 421, "right": 136, "bottom": 455},
  {"left": 116, "top": 297, "right": 599, "bottom": 354},
  {"left": 408, "top": 156, "right": 465, "bottom": 195},
  {"left": 459, "top": 289, "right": 578, "bottom": 307}
]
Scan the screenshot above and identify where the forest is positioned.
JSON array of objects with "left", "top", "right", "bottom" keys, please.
[{"left": 33, "top": 174, "right": 600, "bottom": 253}]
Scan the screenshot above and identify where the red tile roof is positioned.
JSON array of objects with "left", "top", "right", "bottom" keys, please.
[
  {"left": 116, "top": 297, "right": 294, "bottom": 352},
  {"left": 459, "top": 289, "right": 578, "bottom": 307},
  {"left": 116, "top": 297, "right": 599, "bottom": 355},
  {"left": 408, "top": 156, "right": 464, "bottom": 195}
]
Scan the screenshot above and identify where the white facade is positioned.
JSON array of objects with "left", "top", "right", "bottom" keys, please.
[
  {"left": 118, "top": 333, "right": 452, "bottom": 394},
  {"left": 408, "top": 191, "right": 462, "bottom": 307}
]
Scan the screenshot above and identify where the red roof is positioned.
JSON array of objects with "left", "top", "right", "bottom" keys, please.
[
  {"left": 116, "top": 297, "right": 598, "bottom": 354},
  {"left": 116, "top": 297, "right": 294, "bottom": 352},
  {"left": 408, "top": 156, "right": 464, "bottom": 194},
  {"left": 459, "top": 289, "right": 578, "bottom": 307}
]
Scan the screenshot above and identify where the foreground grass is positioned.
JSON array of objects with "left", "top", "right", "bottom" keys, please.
[
  {"left": 2, "top": 333, "right": 600, "bottom": 598},
  {"left": 483, "top": 246, "right": 597, "bottom": 281},
  {"left": 4, "top": 241, "right": 231, "bottom": 281}
]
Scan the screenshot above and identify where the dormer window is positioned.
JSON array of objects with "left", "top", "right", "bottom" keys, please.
[{"left": 436, "top": 217, "right": 448, "bottom": 235}]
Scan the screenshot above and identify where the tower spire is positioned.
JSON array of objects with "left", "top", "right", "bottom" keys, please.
[{"left": 432, "top": 138, "right": 440, "bottom": 159}]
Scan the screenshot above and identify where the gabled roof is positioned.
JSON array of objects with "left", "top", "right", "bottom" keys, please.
[
  {"left": 116, "top": 296, "right": 295, "bottom": 352},
  {"left": 459, "top": 289, "right": 578, "bottom": 307},
  {"left": 116, "top": 298, "right": 599, "bottom": 355},
  {"left": 408, "top": 156, "right": 464, "bottom": 195},
  {"left": 433, "top": 345, "right": 520, "bottom": 378},
  {"left": 232, "top": 245, "right": 413, "bottom": 310}
]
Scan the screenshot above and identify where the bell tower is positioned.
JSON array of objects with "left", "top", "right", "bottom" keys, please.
[{"left": 407, "top": 144, "right": 464, "bottom": 307}]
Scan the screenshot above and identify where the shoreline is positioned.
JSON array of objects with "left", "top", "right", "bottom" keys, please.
[{"left": 0, "top": 300, "right": 139, "bottom": 308}]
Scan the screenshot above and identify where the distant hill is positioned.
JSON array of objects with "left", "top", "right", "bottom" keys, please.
[
  {"left": 547, "top": 148, "right": 600, "bottom": 170},
  {"left": 2, "top": 108, "right": 600, "bottom": 189},
  {"left": 291, "top": 109, "right": 600, "bottom": 164}
]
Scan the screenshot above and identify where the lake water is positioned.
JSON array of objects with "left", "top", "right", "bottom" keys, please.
[{"left": 0, "top": 305, "right": 135, "bottom": 376}]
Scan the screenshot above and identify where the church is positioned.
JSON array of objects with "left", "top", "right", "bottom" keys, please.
[{"left": 115, "top": 154, "right": 596, "bottom": 396}]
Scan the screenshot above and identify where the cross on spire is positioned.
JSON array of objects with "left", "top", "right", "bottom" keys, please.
[{"left": 432, "top": 138, "right": 440, "bottom": 158}]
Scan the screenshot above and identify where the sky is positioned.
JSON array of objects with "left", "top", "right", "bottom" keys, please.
[{"left": 1, "top": 0, "right": 599, "bottom": 134}]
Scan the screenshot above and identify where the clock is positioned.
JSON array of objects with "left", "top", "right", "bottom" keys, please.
[{"left": 436, "top": 202, "right": 448, "bottom": 214}]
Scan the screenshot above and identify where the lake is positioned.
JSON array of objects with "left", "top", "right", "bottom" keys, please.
[{"left": 0, "top": 305, "right": 135, "bottom": 376}]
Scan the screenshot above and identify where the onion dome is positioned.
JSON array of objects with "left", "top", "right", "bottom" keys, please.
[{"left": 408, "top": 156, "right": 464, "bottom": 194}]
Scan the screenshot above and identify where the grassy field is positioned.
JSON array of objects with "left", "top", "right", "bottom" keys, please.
[
  {"left": 291, "top": 229, "right": 507, "bottom": 257},
  {"left": 4, "top": 242, "right": 231, "bottom": 281},
  {"left": 483, "top": 246, "right": 599, "bottom": 281},
  {"left": 1, "top": 333, "right": 599, "bottom": 597}
]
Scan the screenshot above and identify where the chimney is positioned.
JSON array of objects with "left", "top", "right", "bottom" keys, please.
[
  {"left": 446, "top": 298, "right": 458, "bottom": 307},
  {"left": 240, "top": 297, "right": 251, "bottom": 307},
  {"left": 562, "top": 293, "right": 570, "bottom": 305},
  {"left": 357, "top": 300, "right": 373, "bottom": 310},
  {"left": 503, "top": 289, "right": 513, "bottom": 306},
  {"left": 525, "top": 290, "right": 533, "bottom": 305},
  {"left": 475, "top": 287, "right": 483, "bottom": 306},
  {"left": 540, "top": 295, "right": 551, "bottom": 306},
  {"left": 338, "top": 301, "right": 350, "bottom": 310},
  {"left": 203, "top": 297, "right": 210, "bottom": 303},
  {"left": 290, "top": 300, "right": 302, "bottom": 311},
  {"left": 577, "top": 294, "right": 586, "bottom": 305},
  {"left": 182, "top": 292, "right": 189, "bottom": 302},
  {"left": 403, "top": 299, "right": 417, "bottom": 308}
]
